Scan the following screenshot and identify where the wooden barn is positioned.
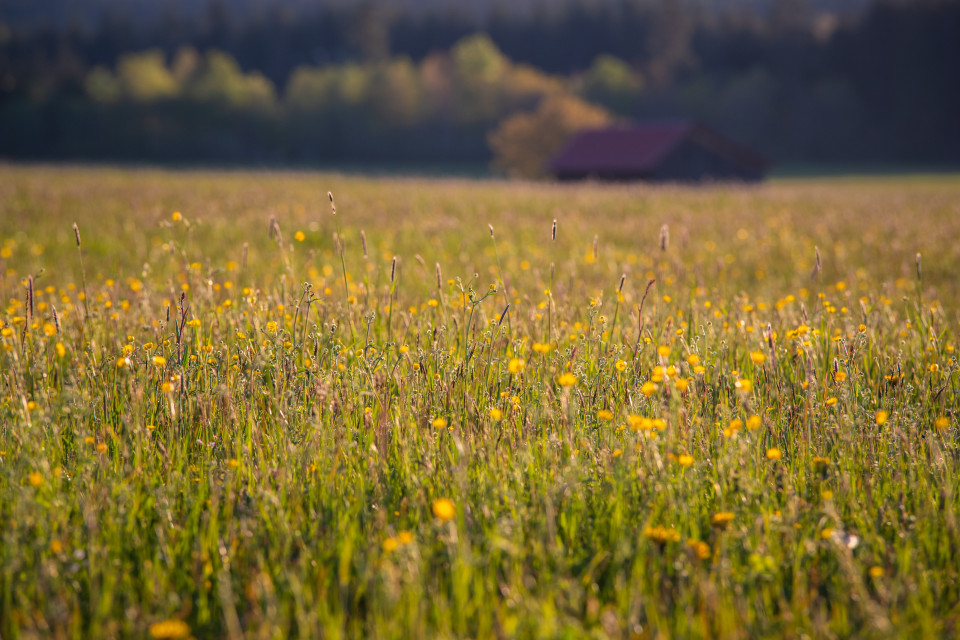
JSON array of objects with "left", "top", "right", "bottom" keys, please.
[{"left": 547, "top": 121, "right": 769, "bottom": 182}]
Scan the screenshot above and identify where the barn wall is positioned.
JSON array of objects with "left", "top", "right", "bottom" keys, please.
[{"left": 653, "top": 140, "right": 765, "bottom": 182}]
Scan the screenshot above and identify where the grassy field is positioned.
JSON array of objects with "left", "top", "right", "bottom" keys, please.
[{"left": 1, "top": 165, "right": 959, "bottom": 639}]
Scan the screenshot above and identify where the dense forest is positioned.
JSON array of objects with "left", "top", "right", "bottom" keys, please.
[{"left": 0, "top": 0, "right": 957, "bottom": 169}]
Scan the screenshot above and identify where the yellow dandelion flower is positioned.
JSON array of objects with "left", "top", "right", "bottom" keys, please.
[
  {"left": 508, "top": 358, "right": 525, "bottom": 375},
  {"left": 397, "top": 531, "right": 414, "bottom": 545},
  {"left": 711, "top": 512, "right": 735, "bottom": 528},
  {"left": 686, "top": 353, "right": 700, "bottom": 366},
  {"left": 382, "top": 537, "right": 399, "bottom": 552},
  {"left": 149, "top": 619, "right": 190, "bottom": 640},
  {"left": 488, "top": 407, "right": 502, "bottom": 420},
  {"left": 677, "top": 454, "right": 694, "bottom": 467},
  {"left": 615, "top": 359, "right": 627, "bottom": 372},
  {"left": 431, "top": 417, "right": 447, "bottom": 429},
  {"left": 750, "top": 351, "right": 766, "bottom": 364},
  {"left": 689, "top": 539, "right": 711, "bottom": 559},
  {"left": 644, "top": 525, "right": 681, "bottom": 544},
  {"left": 28, "top": 472, "right": 44, "bottom": 488},
  {"left": 869, "top": 566, "right": 884, "bottom": 578},
  {"left": 657, "top": 345, "right": 671, "bottom": 358},
  {"left": 735, "top": 378, "right": 752, "bottom": 393},
  {"left": 152, "top": 356, "right": 166, "bottom": 367},
  {"left": 935, "top": 416, "right": 950, "bottom": 430},
  {"left": 597, "top": 409, "right": 614, "bottom": 422},
  {"left": 432, "top": 498, "right": 456, "bottom": 522},
  {"left": 875, "top": 410, "right": 888, "bottom": 426},
  {"left": 766, "top": 447, "right": 782, "bottom": 461},
  {"left": 825, "top": 397, "right": 838, "bottom": 406},
  {"left": 640, "top": 381, "right": 657, "bottom": 397},
  {"left": 532, "top": 342, "right": 551, "bottom": 354},
  {"left": 558, "top": 373, "right": 577, "bottom": 387},
  {"left": 294, "top": 231, "right": 306, "bottom": 242},
  {"left": 746, "top": 415, "right": 761, "bottom": 430}
]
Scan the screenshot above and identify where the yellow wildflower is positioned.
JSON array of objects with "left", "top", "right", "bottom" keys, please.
[
  {"left": 149, "top": 619, "right": 190, "bottom": 640},
  {"left": 432, "top": 498, "right": 456, "bottom": 522}
]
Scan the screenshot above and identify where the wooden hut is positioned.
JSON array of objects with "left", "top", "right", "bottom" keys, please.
[{"left": 547, "top": 121, "right": 769, "bottom": 182}]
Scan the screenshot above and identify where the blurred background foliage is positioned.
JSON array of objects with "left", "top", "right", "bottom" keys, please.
[{"left": 0, "top": 0, "right": 958, "bottom": 173}]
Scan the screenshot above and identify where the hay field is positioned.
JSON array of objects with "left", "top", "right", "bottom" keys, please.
[{"left": 2, "top": 165, "right": 960, "bottom": 639}]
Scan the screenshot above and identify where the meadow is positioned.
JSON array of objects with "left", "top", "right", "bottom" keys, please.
[{"left": 1, "top": 165, "right": 959, "bottom": 639}]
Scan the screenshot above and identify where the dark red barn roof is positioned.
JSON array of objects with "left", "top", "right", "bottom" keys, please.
[{"left": 547, "top": 121, "right": 769, "bottom": 181}]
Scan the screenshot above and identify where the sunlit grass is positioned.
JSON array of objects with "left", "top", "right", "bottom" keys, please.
[{"left": 1, "top": 165, "right": 959, "bottom": 639}]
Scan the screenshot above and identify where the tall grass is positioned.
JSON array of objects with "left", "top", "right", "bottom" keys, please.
[{"left": 1, "top": 166, "right": 959, "bottom": 639}]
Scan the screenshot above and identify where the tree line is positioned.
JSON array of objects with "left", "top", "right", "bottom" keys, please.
[{"left": 0, "top": 0, "right": 958, "bottom": 169}]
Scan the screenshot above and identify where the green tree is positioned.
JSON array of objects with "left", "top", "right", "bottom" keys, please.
[
  {"left": 368, "top": 58, "right": 422, "bottom": 126},
  {"left": 451, "top": 34, "right": 508, "bottom": 123},
  {"left": 115, "top": 50, "right": 178, "bottom": 102},
  {"left": 580, "top": 55, "right": 643, "bottom": 114},
  {"left": 183, "top": 50, "right": 276, "bottom": 109}
]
